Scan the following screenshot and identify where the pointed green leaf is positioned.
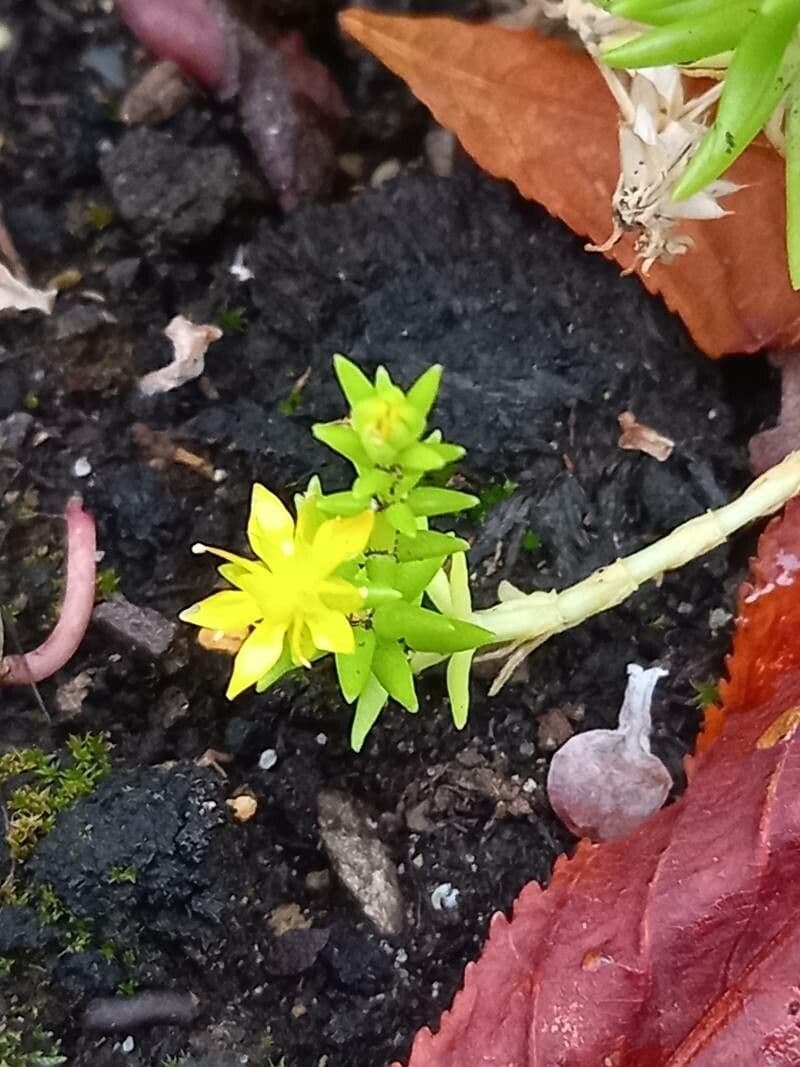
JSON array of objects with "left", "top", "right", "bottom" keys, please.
[
  {"left": 393, "top": 558, "right": 444, "bottom": 602},
  {"left": 407, "top": 486, "right": 479, "bottom": 517},
  {"left": 395, "top": 529, "right": 469, "bottom": 562},
  {"left": 335, "top": 627, "right": 376, "bottom": 703},
  {"left": 312, "top": 421, "right": 370, "bottom": 467},
  {"left": 447, "top": 649, "right": 475, "bottom": 729},
  {"left": 350, "top": 674, "right": 389, "bottom": 752},
  {"left": 426, "top": 441, "right": 465, "bottom": 465},
  {"left": 787, "top": 84, "right": 800, "bottom": 288},
  {"left": 369, "top": 512, "right": 397, "bottom": 552},
  {"left": 425, "top": 568, "right": 453, "bottom": 614},
  {"left": 449, "top": 551, "right": 472, "bottom": 616},
  {"left": 333, "top": 354, "right": 373, "bottom": 408},
  {"left": 384, "top": 502, "right": 418, "bottom": 537},
  {"left": 406, "top": 363, "right": 442, "bottom": 419},
  {"left": 374, "top": 365, "right": 393, "bottom": 391},
  {"left": 373, "top": 603, "right": 492, "bottom": 653},
  {"left": 602, "top": 5, "right": 753, "bottom": 68},
  {"left": 674, "top": 13, "right": 800, "bottom": 201},
  {"left": 366, "top": 553, "right": 397, "bottom": 585},
  {"left": 317, "top": 491, "right": 371, "bottom": 517},
  {"left": 353, "top": 469, "right": 393, "bottom": 497},
  {"left": 399, "top": 442, "right": 448, "bottom": 471},
  {"left": 362, "top": 585, "right": 403, "bottom": 608},
  {"left": 612, "top": 0, "right": 749, "bottom": 26},
  {"left": 372, "top": 639, "right": 418, "bottom": 712}
]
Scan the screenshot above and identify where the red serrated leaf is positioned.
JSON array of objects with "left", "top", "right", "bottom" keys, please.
[
  {"left": 340, "top": 10, "right": 800, "bottom": 358},
  {"left": 396, "top": 500, "right": 800, "bottom": 1066}
]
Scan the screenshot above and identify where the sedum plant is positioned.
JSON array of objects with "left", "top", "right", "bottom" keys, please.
[
  {"left": 600, "top": 0, "right": 800, "bottom": 286},
  {"left": 182, "top": 356, "right": 800, "bottom": 750},
  {"left": 182, "top": 357, "right": 491, "bottom": 750}
]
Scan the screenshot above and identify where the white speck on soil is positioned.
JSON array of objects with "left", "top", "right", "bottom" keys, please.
[
  {"left": 431, "top": 883, "right": 460, "bottom": 911},
  {"left": 121, "top": 1035, "right": 134, "bottom": 1054},
  {"left": 72, "top": 455, "right": 92, "bottom": 477},
  {"left": 258, "top": 748, "right": 278, "bottom": 771}
]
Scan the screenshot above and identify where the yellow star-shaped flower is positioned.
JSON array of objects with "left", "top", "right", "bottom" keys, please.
[{"left": 180, "top": 484, "right": 373, "bottom": 698}]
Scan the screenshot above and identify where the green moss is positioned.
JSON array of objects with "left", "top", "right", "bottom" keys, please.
[
  {"left": 470, "top": 478, "right": 518, "bottom": 522},
  {"left": 95, "top": 567, "right": 120, "bottom": 600},
  {"left": 106, "top": 865, "right": 137, "bottom": 885},
  {"left": 0, "top": 734, "right": 110, "bottom": 864},
  {"left": 0, "top": 1003, "right": 65, "bottom": 1067},
  {"left": 216, "top": 306, "right": 247, "bottom": 334}
]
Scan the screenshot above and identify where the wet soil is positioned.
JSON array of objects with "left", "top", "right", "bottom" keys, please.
[{"left": 0, "top": 2, "right": 779, "bottom": 1066}]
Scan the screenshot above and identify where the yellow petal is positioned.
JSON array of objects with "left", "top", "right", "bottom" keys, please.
[
  {"left": 226, "top": 621, "right": 287, "bottom": 699},
  {"left": 319, "top": 576, "right": 365, "bottom": 614},
  {"left": 247, "top": 484, "right": 295, "bottom": 567},
  {"left": 179, "top": 590, "right": 261, "bottom": 631},
  {"left": 294, "top": 489, "right": 325, "bottom": 546},
  {"left": 311, "top": 511, "right": 374, "bottom": 574},
  {"left": 288, "top": 615, "right": 311, "bottom": 667},
  {"left": 306, "top": 608, "right": 355, "bottom": 654},
  {"left": 193, "top": 544, "right": 261, "bottom": 574}
]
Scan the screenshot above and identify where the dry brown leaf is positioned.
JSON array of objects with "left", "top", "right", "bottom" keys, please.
[
  {"left": 617, "top": 410, "right": 675, "bottom": 461},
  {"left": 138, "top": 315, "right": 222, "bottom": 395},
  {"left": 0, "top": 262, "right": 56, "bottom": 315},
  {"left": 339, "top": 10, "right": 800, "bottom": 358}
]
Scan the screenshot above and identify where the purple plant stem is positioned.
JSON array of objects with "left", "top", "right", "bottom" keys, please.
[{"left": 1, "top": 498, "right": 96, "bottom": 686}]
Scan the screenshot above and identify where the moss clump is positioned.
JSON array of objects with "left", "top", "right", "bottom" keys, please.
[
  {"left": 0, "top": 1002, "right": 65, "bottom": 1067},
  {"left": 0, "top": 734, "right": 110, "bottom": 865}
]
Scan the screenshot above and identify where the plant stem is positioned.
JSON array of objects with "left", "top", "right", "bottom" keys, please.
[
  {"left": 1, "top": 498, "right": 96, "bottom": 686},
  {"left": 472, "top": 449, "right": 800, "bottom": 646}
]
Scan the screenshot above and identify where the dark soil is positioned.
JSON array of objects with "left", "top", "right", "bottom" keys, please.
[{"left": 0, "top": 2, "right": 779, "bottom": 1066}]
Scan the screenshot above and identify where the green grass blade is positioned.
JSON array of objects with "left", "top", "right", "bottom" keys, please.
[
  {"left": 674, "top": 11, "right": 800, "bottom": 200},
  {"left": 603, "top": 5, "right": 753, "bottom": 68},
  {"left": 786, "top": 82, "right": 800, "bottom": 287}
]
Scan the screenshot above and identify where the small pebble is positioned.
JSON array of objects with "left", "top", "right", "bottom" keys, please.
[
  {"left": 121, "top": 1035, "right": 134, "bottom": 1054},
  {"left": 316, "top": 733, "right": 327, "bottom": 746},
  {"left": 431, "top": 883, "right": 459, "bottom": 911},
  {"left": 73, "top": 456, "right": 92, "bottom": 477},
  {"left": 259, "top": 748, "right": 278, "bottom": 771}
]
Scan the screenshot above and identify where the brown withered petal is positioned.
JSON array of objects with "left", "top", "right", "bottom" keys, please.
[{"left": 617, "top": 410, "right": 675, "bottom": 462}]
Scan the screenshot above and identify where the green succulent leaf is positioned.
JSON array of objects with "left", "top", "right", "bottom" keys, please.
[
  {"left": 350, "top": 674, "right": 389, "bottom": 752},
  {"left": 674, "top": 9, "right": 800, "bottom": 201},
  {"left": 407, "top": 485, "right": 479, "bottom": 517},
  {"left": 611, "top": 0, "right": 750, "bottom": 26},
  {"left": 425, "top": 440, "right": 465, "bottom": 465},
  {"left": 353, "top": 469, "right": 394, "bottom": 497},
  {"left": 336, "top": 627, "right": 376, "bottom": 703},
  {"left": 316, "top": 491, "right": 372, "bottom": 517},
  {"left": 448, "top": 551, "right": 472, "bottom": 615},
  {"left": 602, "top": 4, "right": 754, "bottom": 67},
  {"left": 399, "top": 442, "right": 449, "bottom": 471},
  {"left": 311, "top": 422, "right": 370, "bottom": 467},
  {"left": 333, "top": 353, "right": 374, "bottom": 408},
  {"left": 384, "top": 501, "right": 419, "bottom": 537},
  {"left": 373, "top": 602, "right": 492, "bottom": 653},
  {"left": 395, "top": 529, "right": 469, "bottom": 562},
  {"left": 392, "top": 558, "right": 446, "bottom": 602},
  {"left": 362, "top": 584, "right": 404, "bottom": 608},
  {"left": 786, "top": 80, "right": 800, "bottom": 286},
  {"left": 447, "top": 649, "right": 475, "bottom": 729},
  {"left": 372, "top": 639, "right": 419, "bottom": 712},
  {"left": 406, "top": 363, "right": 442, "bottom": 419}
]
